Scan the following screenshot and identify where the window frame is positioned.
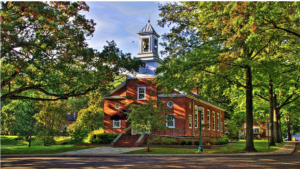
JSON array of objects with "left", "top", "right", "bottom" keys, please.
[
  {"left": 217, "top": 113, "right": 220, "bottom": 131},
  {"left": 213, "top": 111, "right": 215, "bottom": 131},
  {"left": 167, "top": 101, "right": 174, "bottom": 108},
  {"left": 113, "top": 120, "right": 121, "bottom": 128},
  {"left": 207, "top": 110, "right": 210, "bottom": 130},
  {"left": 194, "top": 105, "right": 198, "bottom": 128},
  {"left": 137, "top": 87, "right": 146, "bottom": 100},
  {"left": 189, "top": 114, "right": 192, "bottom": 128},
  {"left": 166, "top": 114, "right": 175, "bottom": 128},
  {"left": 115, "top": 103, "right": 120, "bottom": 109}
]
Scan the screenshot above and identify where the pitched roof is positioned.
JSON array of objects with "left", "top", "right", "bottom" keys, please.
[{"left": 138, "top": 20, "right": 160, "bottom": 37}]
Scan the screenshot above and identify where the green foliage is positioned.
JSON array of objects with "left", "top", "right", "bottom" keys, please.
[
  {"left": 150, "top": 136, "right": 177, "bottom": 145},
  {"left": 87, "top": 128, "right": 104, "bottom": 143},
  {"left": 194, "top": 140, "right": 199, "bottom": 145},
  {"left": 186, "top": 140, "right": 192, "bottom": 145},
  {"left": 68, "top": 90, "right": 105, "bottom": 143},
  {"left": 179, "top": 139, "right": 186, "bottom": 145},
  {"left": 1, "top": 1, "right": 144, "bottom": 101},
  {"left": 89, "top": 133, "right": 119, "bottom": 144}
]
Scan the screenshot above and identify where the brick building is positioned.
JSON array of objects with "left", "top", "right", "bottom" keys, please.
[{"left": 104, "top": 21, "right": 225, "bottom": 138}]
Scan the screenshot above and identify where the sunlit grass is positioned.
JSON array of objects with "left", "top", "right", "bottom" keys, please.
[
  {"left": 1, "top": 145, "right": 91, "bottom": 154},
  {"left": 125, "top": 140, "right": 285, "bottom": 154}
]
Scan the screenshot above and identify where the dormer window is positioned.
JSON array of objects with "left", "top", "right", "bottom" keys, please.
[
  {"left": 138, "top": 87, "right": 146, "bottom": 100},
  {"left": 142, "top": 38, "right": 149, "bottom": 52}
]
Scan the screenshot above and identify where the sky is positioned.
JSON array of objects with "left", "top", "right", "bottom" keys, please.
[{"left": 82, "top": 1, "right": 173, "bottom": 58}]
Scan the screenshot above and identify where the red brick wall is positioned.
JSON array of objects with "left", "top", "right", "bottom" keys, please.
[
  {"left": 104, "top": 99, "right": 128, "bottom": 133},
  {"left": 159, "top": 97, "right": 186, "bottom": 136},
  {"left": 111, "top": 85, "right": 127, "bottom": 96},
  {"left": 127, "top": 78, "right": 157, "bottom": 103}
]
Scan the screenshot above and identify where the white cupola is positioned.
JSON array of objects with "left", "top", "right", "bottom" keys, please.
[
  {"left": 127, "top": 20, "right": 161, "bottom": 79},
  {"left": 137, "top": 20, "right": 160, "bottom": 61}
]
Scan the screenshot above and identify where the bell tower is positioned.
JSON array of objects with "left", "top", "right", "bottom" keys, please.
[
  {"left": 127, "top": 20, "right": 160, "bottom": 79},
  {"left": 137, "top": 20, "right": 160, "bottom": 61}
]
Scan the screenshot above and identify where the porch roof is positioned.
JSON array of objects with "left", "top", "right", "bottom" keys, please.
[{"left": 110, "top": 102, "right": 140, "bottom": 120}]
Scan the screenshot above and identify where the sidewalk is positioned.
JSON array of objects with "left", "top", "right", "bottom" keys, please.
[{"left": 2, "top": 142, "right": 297, "bottom": 158}]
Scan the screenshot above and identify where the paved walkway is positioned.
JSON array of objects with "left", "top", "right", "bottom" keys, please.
[{"left": 58, "top": 147, "right": 146, "bottom": 155}]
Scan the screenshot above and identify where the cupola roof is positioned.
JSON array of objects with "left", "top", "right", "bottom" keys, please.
[{"left": 138, "top": 20, "right": 160, "bottom": 37}]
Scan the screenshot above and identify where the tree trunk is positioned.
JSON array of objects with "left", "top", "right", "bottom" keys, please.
[
  {"left": 244, "top": 66, "right": 256, "bottom": 152},
  {"left": 287, "top": 116, "right": 292, "bottom": 141},
  {"left": 269, "top": 76, "right": 276, "bottom": 146},
  {"left": 147, "top": 134, "right": 150, "bottom": 152},
  {"left": 276, "top": 111, "right": 283, "bottom": 143},
  {"left": 273, "top": 95, "right": 279, "bottom": 143}
]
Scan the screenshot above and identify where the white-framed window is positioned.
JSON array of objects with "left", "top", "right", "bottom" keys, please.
[
  {"left": 253, "top": 128, "right": 260, "bottom": 134},
  {"left": 207, "top": 110, "right": 210, "bottom": 130},
  {"left": 213, "top": 111, "right": 215, "bottom": 131},
  {"left": 194, "top": 105, "right": 198, "bottom": 128},
  {"left": 217, "top": 113, "right": 220, "bottom": 131},
  {"left": 115, "top": 103, "right": 120, "bottom": 109},
  {"left": 221, "top": 122, "right": 223, "bottom": 132},
  {"left": 167, "top": 101, "right": 174, "bottom": 108},
  {"left": 113, "top": 120, "right": 121, "bottom": 128},
  {"left": 189, "top": 115, "right": 192, "bottom": 128},
  {"left": 201, "top": 108, "right": 205, "bottom": 129},
  {"left": 166, "top": 114, "right": 175, "bottom": 128},
  {"left": 137, "top": 87, "right": 146, "bottom": 100}
]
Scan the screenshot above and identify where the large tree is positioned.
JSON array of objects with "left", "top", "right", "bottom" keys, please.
[
  {"left": 1, "top": 1, "right": 143, "bottom": 101},
  {"left": 157, "top": 1, "right": 299, "bottom": 152}
]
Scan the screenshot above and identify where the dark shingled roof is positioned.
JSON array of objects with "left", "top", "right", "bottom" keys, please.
[{"left": 138, "top": 20, "right": 160, "bottom": 37}]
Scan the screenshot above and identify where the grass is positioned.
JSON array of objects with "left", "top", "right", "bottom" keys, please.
[
  {"left": 1, "top": 135, "right": 91, "bottom": 154},
  {"left": 125, "top": 140, "right": 285, "bottom": 154},
  {"left": 1, "top": 145, "right": 91, "bottom": 154}
]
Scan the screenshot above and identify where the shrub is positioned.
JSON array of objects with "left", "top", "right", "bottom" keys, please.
[
  {"left": 88, "top": 128, "right": 104, "bottom": 143},
  {"left": 150, "top": 136, "right": 162, "bottom": 145},
  {"left": 209, "top": 139, "right": 217, "bottom": 145},
  {"left": 194, "top": 140, "right": 199, "bottom": 145},
  {"left": 179, "top": 139, "right": 186, "bottom": 145},
  {"left": 90, "top": 133, "right": 119, "bottom": 144},
  {"left": 161, "top": 137, "right": 177, "bottom": 145},
  {"left": 186, "top": 140, "right": 192, "bottom": 145}
]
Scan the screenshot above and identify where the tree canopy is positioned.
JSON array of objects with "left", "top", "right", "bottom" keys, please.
[{"left": 1, "top": 1, "right": 143, "bottom": 101}]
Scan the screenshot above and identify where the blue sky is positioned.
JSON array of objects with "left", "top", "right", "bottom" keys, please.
[{"left": 82, "top": 1, "right": 172, "bottom": 58}]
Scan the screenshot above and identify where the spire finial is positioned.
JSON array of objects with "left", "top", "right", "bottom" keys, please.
[{"left": 148, "top": 14, "right": 151, "bottom": 23}]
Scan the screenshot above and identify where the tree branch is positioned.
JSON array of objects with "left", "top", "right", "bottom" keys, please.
[{"left": 1, "top": 71, "right": 20, "bottom": 90}]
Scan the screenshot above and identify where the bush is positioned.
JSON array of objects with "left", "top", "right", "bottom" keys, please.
[
  {"left": 88, "top": 128, "right": 104, "bottom": 143},
  {"left": 209, "top": 139, "right": 217, "bottom": 145},
  {"left": 161, "top": 137, "right": 177, "bottom": 145},
  {"left": 90, "top": 133, "right": 119, "bottom": 144},
  {"left": 186, "top": 140, "right": 192, "bottom": 145},
  {"left": 179, "top": 139, "right": 186, "bottom": 145},
  {"left": 151, "top": 136, "right": 162, "bottom": 145},
  {"left": 194, "top": 140, "right": 199, "bottom": 145}
]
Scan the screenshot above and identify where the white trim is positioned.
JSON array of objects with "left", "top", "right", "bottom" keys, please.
[
  {"left": 213, "top": 111, "right": 215, "bottom": 131},
  {"left": 185, "top": 94, "right": 226, "bottom": 111},
  {"left": 167, "top": 101, "right": 174, "bottom": 108},
  {"left": 217, "top": 113, "right": 220, "bottom": 131},
  {"left": 194, "top": 105, "right": 198, "bottom": 128},
  {"left": 109, "top": 81, "right": 126, "bottom": 95},
  {"left": 113, "top": 120, "right": 121, "bottom": 128},
  {"left": 115, "top": 103, "right": 120, "bottom": 109},
  {"left": 189, "top": 114, "right": 192, "bottom": 128},
  {"left": 166, "top": 114, "right": 175, "bottom": 128},
  {"left": 207, "top": 109, "right": 210, "bottom": 130},
  {"left": 157, "top": 94, "right": 186, "bottom": 97},
  {"left": 104, "top": 96, "right": 126, "bottom": 100},
  {"left": 137, "top": 87, "right": 146, "bottom": 100}
]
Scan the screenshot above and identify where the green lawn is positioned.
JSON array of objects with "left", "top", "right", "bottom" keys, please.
[
  {"left": 125, "top": 140, "right": 285, "bottom": 154},
  {"left": 1, "top": 135, "right": 91, "bottom": 154},
  {"left": 1, "top": 145, "right": 91, "bottom": 154}
]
